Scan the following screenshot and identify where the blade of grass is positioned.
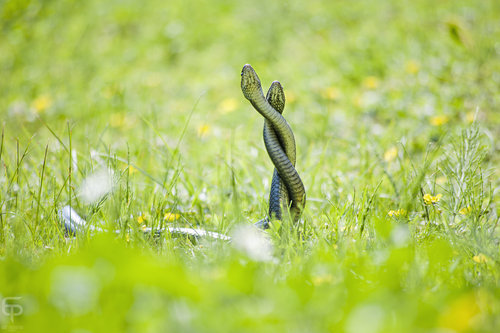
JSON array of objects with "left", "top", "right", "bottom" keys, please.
[
  {"left": 67, "top": 121, "right": 73, "bottom": 225},
  {"left": 0, "top": 126, "right": 3, "bottom": 243},
  {"left": 34, "top": 145, "right": 49, "bottom": 242},
  {"left": 38, "top": 116, "right": 69, "bottom": 154}
]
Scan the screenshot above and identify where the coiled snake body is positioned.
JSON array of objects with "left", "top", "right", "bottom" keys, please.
[{"left": 241, "top": 64, "right": 306, "bottom": 228}]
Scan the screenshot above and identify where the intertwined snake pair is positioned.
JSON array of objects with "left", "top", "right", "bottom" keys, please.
[
  {"left": 61, "top": 65, "right": 305, "bottom": 239},
  {"left": 241, "top": 64, "right": 306, "bottom": 228}
]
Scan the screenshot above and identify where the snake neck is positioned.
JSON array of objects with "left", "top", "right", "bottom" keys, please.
[
  {"left": 250, "top": 97, "right": 296, "bottom": 163},
  {"left": 264, "top": 121, "right": 296, "bottom": 166}
]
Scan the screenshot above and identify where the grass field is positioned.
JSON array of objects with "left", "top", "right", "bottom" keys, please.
[{"left": 1, "top": 0, "right": 499, "bottom": 331}]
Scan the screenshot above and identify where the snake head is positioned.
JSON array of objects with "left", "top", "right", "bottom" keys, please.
[
  {"left": 241, "top": 64, "right": 262, "bottom": 100},
  {"left": 266, "top": 81, "right": 285, "bottom": 114}
]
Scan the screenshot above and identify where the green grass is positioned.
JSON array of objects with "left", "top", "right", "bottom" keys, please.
[{"left": 1, "top": 0, "right": 499, "bottom": 331}]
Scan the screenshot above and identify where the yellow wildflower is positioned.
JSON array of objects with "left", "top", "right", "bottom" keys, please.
[
  {"left": 312, "top": 274, "right": 333, "bottom": 286},
  {"left": 384, "top": 147, "right": 398, "bottom": 162},
  {"left": 465, "top": 111, "right": 475, "bottom": 124},
  {"left": 430, "top": 115, "right": 449, "bottom": 126},
  {"left": 405, "top": 60, "right": 420, "bottom": 74},
  {"left": 438, "top": 293, "right": 480, "bottom": 332},
  {"left": 137, "top": 213, "right": 150, "bottom": 224},
  {"left": 459, "top": 206, "right": 472, "bottom": 215},
  {"left": 472, "top": 253, "right": 487, "bottom": 263},
  {"left": 423, "top": 193, "right": 442, "bottom": 205},
  {"left": 353, "top": 95, "right": 363, "bottom": 108},
  {"left": 362, "top": 76, "right": 379, "bottom": 89},
  {"left": 321, "top": 86, "right": 340, "bottom": 101},
  {"left": 110, "top": 113, "right": 127, "bottom": 128},
  {"left": 436, "top": 176, "right": 447, "bottom": 185},
  {"left": 218, "top": 98, "right": 238, "bottom": 114},
  {"left": 127, "top": 165, "right": 138, "bottom": 174},
  {"left": 31, "top": 95, "right": 53, "bottom": 112},
  {"left": 197, "top": 124, "right": 210, "bottom": 138},
  {"left": 164, "top": 212, "right": 181, "bottom": 222},
  {"left": 388, "top": 209, "right": 406, "bottom": 217}
]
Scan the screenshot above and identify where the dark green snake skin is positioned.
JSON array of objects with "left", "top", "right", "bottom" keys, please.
[
  {"left": 241, "top": 64, "right": 306, "bottom": 227},
  {"left": 265, "top": 82, "right": 290, "bottom": 221}
]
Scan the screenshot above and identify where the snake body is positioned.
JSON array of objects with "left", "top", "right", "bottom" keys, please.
[
  {"left": 265, "top": 82, "right": 290, "bottom": 221},
  {"left": 241, "top": 64, "right": 306, "bottom": 226}
]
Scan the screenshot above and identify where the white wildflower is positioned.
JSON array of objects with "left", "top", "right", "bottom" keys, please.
[
  {"left": 231, "top": 225, "right": 274, "bottom": 262},
  {"left": 79, "top": 168, "right": 114, "bottom": 204}
]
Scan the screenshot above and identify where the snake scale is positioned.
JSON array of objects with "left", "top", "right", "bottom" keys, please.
[{"left": 241, "top": 64, "right": 306, "bottom": 228}]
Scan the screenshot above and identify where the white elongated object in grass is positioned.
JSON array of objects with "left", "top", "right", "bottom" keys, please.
[
  {"left": 60, "top": 205, "right": 100, "bottom": 233},
  {"left": 59, "top": 206, "right": 230, "bottom": 241}
]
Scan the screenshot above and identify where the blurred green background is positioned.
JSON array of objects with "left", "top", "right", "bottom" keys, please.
[{"left": 0, "top": 0, "right": 499, "bottom": 331}]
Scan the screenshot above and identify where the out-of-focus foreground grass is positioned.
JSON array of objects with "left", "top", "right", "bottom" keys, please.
[{"left": 0, "top": 0, "right": 499, "bottom": 331}]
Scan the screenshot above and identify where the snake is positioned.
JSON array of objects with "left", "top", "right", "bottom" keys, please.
[
  {"left": 265, "top": 81, "right": 291, "bottom": 222},
  {"left": 241, "top": 64, "right": 306, "bottom": 227},
  {"left": 60, "top": 64, "right": 306, "bottom": 240}
]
